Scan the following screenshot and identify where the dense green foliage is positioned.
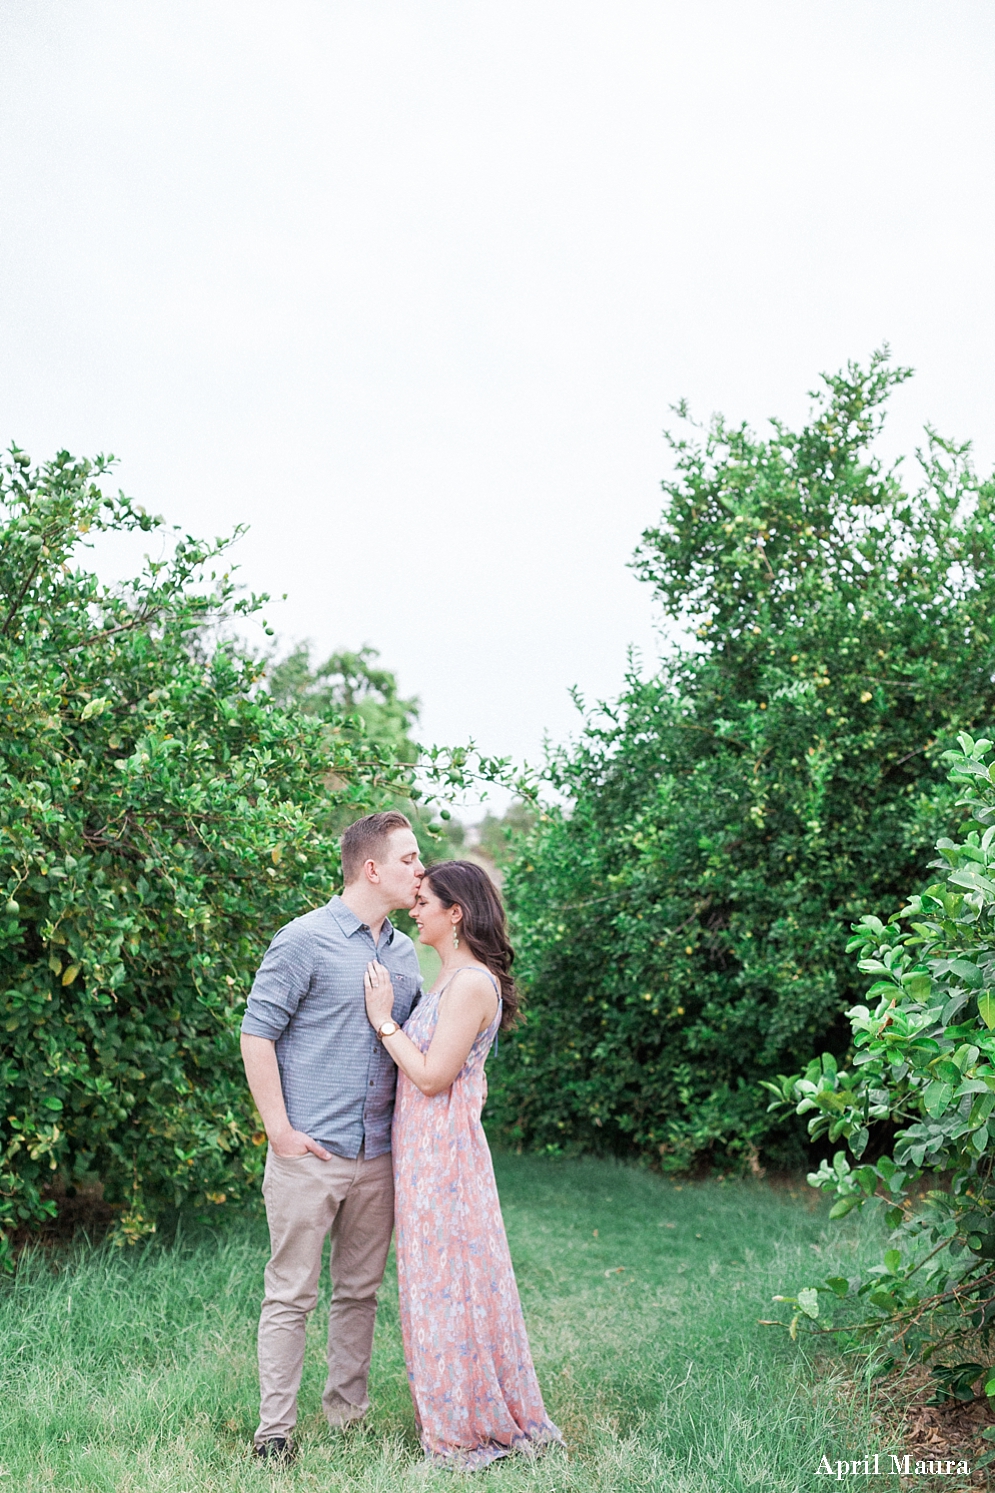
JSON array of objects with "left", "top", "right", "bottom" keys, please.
[
  {"left": 490, "top": 355, "right": 995, "bottom": 1172},
  {"left": 770, "top": 734, "right": 995, "bottom": 1395},
  {"left": 0, "top": 451, "right": 419, "bottom": 1263}
]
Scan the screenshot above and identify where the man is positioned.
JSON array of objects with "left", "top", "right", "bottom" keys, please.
[{"left": 240, "top": 810, "right": 424, "bottom": 1462}]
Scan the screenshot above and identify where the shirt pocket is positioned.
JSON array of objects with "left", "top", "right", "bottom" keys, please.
[{"left": 390, "top": 972, "right": 419, "bottom": 1022}]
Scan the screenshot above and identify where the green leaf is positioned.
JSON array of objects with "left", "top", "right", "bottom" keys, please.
[
  {"left": 922, "top": 1080, "right": 954, "bottom": 1118},
  {"left": 950, "top": 869, "right": 995, "bottom": 896},
  {"left": 884, "top": 1249, "right": 901, "bottom": 1273},
  {"left": 979, "top": 993, "right": 995, "bottom": 1030},
  {"left": 902, "top": 972, "right": 932, "bottom": 1001},
  {"left": 825, "top": 1276, "right": 849, "bottom": 1297},
  {"left": 829, "top": 1196, "right": 860, "bottom": 1220},
  {"left": 796, "top": 1288, "right": 819, "bottom": 1319},
  {"left": 968, "top": 1091, "right": 995, "bottom": 1129},
  {"left": 79, "top": 696, "right": 112, "bottom": 721}
]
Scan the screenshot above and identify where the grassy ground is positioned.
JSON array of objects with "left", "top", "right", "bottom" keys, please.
[{"left": 0, "top": 1154, "right": 903, "bottom": 1492}]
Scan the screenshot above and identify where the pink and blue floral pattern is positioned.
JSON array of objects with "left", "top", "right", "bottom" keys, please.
[{"left": 392, "top": 971, "right": 563, "bottom": 1471}]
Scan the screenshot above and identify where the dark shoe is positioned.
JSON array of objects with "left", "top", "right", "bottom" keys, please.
[{"left": 252, "top": 1437, "right": 295, "bottom": 1465}]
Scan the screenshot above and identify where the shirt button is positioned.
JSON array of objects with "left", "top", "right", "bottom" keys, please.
[{"left": 369, "top": 1081, "right": 374, "bottom": 1087}]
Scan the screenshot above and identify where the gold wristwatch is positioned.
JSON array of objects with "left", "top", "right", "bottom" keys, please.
[{"left": 377, "top": 1019, "right": 400, "bottom": 1041}]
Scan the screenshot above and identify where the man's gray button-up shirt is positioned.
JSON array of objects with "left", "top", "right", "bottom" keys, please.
[{"left": 240, "top": 895, "right": 422, "bottom": 1159}]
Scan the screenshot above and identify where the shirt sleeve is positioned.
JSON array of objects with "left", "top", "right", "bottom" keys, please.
[{"left": 241, "top": 921, "right": 314, "bottom": 1040}]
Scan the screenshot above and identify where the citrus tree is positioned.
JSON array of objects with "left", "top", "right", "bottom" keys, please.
[
  {"left": 489, "top": 354, "right": 995, "bottom": 1172},
  {"left": 0, "top": 449, "right": 418, "bottom": 1263}
]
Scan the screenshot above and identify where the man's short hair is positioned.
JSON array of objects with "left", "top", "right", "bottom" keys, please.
[{"left": 340, "top": 811, "right": 413, "bottom": 885}]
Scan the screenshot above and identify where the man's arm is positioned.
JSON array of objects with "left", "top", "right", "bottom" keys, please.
[
  {"left": 240, "top": 1034, "right": 332, "bottom": 1159},
  {"left": 241, "top": 921, "right": 331, "bottom": 1160}
]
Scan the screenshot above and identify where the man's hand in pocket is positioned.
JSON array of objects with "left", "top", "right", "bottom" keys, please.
[{"left": 270, "top": 1128, "right": 332, "bottom": 1159}]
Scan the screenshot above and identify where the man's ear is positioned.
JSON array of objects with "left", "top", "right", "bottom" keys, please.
[{"left": 364, "top": 858, "right": 380, "bottom": 885}]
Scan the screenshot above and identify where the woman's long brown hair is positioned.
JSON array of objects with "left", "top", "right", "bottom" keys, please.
[{"left": 421, "top": 860, "right": 520, "bottom": 1030}]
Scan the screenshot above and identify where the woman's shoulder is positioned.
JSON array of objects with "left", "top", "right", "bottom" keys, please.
[{"left": 441, "top": 965, "right": 500, "bottom": 1000}]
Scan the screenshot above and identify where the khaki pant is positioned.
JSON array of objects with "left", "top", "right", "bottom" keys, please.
[{"left": 255, "top": 1146, "right": 394, "bottom": 1445}]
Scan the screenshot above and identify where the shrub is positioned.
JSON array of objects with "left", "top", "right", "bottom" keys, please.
[
  {"left": 0, "top": 449, "right": 414, "bottom": 1263},
  {"left": 767, "top": 733, "right": 995, "bottom": 1388},
  {"left": 489, "top": 354, "right": 995, "bottom": 1171}
]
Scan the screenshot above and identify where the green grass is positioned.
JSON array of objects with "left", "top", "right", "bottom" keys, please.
[{"left": 0, "top": 1155, "right": 901, "bottom": 1492}]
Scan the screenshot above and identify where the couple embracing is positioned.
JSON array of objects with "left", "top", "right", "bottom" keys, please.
[{"left": 240, "top": 811, "right": 562, "bottom": 1472}]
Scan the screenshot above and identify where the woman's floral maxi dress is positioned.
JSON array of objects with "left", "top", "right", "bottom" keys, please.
[{"left": 392, "top": 967, "right": 562, "bottom": 1471}]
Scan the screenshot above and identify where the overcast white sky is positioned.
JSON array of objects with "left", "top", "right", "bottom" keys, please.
[{"left": 2, "top": 2, "right": 994, "bottom": 807}]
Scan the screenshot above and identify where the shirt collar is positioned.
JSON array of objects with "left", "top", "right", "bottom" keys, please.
[{"left": 327, "top": 895, "right": 395, "bottom": 945}]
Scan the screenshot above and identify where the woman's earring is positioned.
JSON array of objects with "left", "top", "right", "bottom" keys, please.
[{"left": 452, "top": 923, "right": 460, "bottom": 950}]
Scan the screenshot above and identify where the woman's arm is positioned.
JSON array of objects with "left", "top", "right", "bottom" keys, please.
[{"left": 364, "top": 963, "right": 497, "bottom": 1097}]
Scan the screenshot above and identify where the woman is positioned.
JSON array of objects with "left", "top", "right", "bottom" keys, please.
[{"left": 363, "top": 859, "right": 562, "bottom": 1472}]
